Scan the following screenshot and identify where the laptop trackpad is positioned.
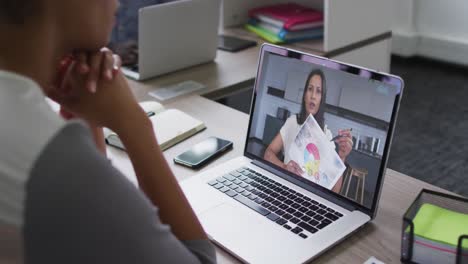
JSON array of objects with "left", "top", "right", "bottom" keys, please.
[{"left": 200, "top": 203, "right": 296, "bottom": 263}]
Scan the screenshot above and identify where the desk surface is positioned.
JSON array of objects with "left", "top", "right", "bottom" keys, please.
[
  {"left": 127, "top": 44, "right": 259, "bottom": 103},
  {"left": 127, "top": 27, "right": 329, "bottom": 104},
  {"left": 129, "top": 27, "right": 391, "bottom": 105},
  {"left": 108, "top": 94, "right": 450, "bottom": 264}
]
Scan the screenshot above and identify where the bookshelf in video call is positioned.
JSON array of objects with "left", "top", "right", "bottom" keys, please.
[{"left": 222, "top": 0, "right": 393, "bottom": 73}]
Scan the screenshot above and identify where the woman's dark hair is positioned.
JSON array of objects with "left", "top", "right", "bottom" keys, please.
[
  {"left": 0, "top": 1, "right": 37, "bottom": 24},
  {"left": 296, "top": 69, "right": 327, "bottom": 129}
]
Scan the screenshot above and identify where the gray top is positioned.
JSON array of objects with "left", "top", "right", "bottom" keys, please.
[
  {"left": 0, "top": 70, "right": 215, "bottom": 263},
  {"left": 24, "top": 122, "right": 216, "bottom": 264}
]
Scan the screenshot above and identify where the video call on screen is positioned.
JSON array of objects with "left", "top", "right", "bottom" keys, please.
[{"left": 247, "top": 52, "right": 399, "bottom": 208}]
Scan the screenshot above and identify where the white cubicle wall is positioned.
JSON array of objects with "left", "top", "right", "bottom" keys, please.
[
  {"left": 221, "top": 0, "right": 393, "bottom": 72},
  {"left": 392, "top": 0, "right": 468, "bottom": 65},
  {"left": 325, "top": 0, "right": 392, "bottom": 52},
  {"left": 332, "top": 39, "right": 392, "bottom": 73}
]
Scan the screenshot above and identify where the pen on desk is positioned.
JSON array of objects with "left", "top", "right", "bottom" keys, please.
[{"left": 330, "top": 128, "right": 353, "bottom": 141}]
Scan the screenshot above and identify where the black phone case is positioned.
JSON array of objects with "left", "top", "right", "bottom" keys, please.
[
  {"left": 218, "top": 36, "right": 257, "bottom": 52},
  {"left": 174, "top": 142, "right": 233, "bottom": 169}
]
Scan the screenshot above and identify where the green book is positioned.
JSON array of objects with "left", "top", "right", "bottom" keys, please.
[
  {"left": 245, "top": 24, "right": 284, "bottom": 44},
  {"left": 411, "top": 203, "right": 468, "bottom": 248}
]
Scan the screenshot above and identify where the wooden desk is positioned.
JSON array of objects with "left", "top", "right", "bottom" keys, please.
[
  {"left": 108, "top": 94, "right": 451, "bottom": 264},
  {"left": 108, "top": 95, "right": 249, "bottom": 184},
  {"left": 127, "top": 27, "right": 392, "bottom": 104},
  {"left": 127, "top": 46, "right": 259, "bottom": 103}
]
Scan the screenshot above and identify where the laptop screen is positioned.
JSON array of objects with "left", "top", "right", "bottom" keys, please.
[{"left": 246, "top": 45, "right": 403, "bottom": 211}]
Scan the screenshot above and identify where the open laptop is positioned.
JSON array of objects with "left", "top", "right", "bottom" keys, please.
[
  {"left": 122, "top": 0, "right": 220, "bottom": 81},
  {"left": 181, "top": 44, "right": 404, "bottom": 263}
]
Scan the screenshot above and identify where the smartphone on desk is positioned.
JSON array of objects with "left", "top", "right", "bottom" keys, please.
[
  {"left": 218, "top": 35, "right": 257, "bottom": 52},
  {"left": 174, "top": 137, "right": 233, "bottom": 169}
]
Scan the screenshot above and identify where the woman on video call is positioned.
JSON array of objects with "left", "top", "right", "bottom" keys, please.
[{"left": 264, "top": 69, "right": 353, "bottom": 193}]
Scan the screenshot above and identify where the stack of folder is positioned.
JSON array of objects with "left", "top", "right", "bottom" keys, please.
[
  {"left": 407, "top": 203, "right": 468, "bottom": 263},
  {"left": 246, "top": 3, "right": 324, "bottom": 44}
]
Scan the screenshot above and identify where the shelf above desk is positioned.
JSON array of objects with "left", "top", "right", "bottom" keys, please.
[
  {"left": 222, "top": 0, "right": 393, "bottom": 53},
  {"left": 223, "top": 27, "right": 326, "bottom": 56},
  {"left": 224, "top": 26, "right": 393, "bottom": 60}
]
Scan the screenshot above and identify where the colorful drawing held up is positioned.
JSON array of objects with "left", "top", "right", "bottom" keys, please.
[
  {"left": 304, "top": 143, "right": 320, "bottom": 178},
  {"left": 288, "top": 114, "right": 345, "bottom": 189}
]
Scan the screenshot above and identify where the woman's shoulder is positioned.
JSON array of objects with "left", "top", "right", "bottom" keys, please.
[
  {"left": 279, "top": 115, "right": 298, "bottom": 137},
  {"left": 0, "top": 71, "right": 68, "bottom": 228},
  {"left": 285, "top": 114, "right": 298, "bottom": 125}
]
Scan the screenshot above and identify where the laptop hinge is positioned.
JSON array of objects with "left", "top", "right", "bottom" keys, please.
[{"left": 252, "top": 159, "right": 357, "bottom": 212}]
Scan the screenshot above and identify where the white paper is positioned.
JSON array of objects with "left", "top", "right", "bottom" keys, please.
[
  {"left": 288, "top": 114, "right": 346, "bottom": 189},
  {"left": 363, "top": 256, "right": 385, "bottom": 264}
]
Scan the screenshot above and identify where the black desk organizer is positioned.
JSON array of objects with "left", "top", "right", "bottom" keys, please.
[{"left": 401, "top": 189, "right": 468, "bottom": 264}]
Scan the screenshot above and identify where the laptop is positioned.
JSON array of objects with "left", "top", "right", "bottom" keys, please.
[
  {"left": 122, "top": 0, "right": 220, "bottom": 81},
  {"left": 181, "top": 44, "right": 404, "bottom": 263}
]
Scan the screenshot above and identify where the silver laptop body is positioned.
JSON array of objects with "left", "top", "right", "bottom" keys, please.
[
  {"left": 123, "top": 0, "right": 219, "bottom": 81},
  {"left": 181, "top": 44, "right": 404, "bottom": 264}
]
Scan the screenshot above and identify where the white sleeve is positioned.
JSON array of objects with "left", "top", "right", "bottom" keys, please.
[{"left": 280, "top": 115, "right": 297, "bottom": 147}]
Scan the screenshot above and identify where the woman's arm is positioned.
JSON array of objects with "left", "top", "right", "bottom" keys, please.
[
  {"left": 55, "top": 49, "right": 120, "bottom": 156},
  {"left": 60, "top": 107, "right": 107, "bottom": 155},
  {"left": 264, "top": 133, "right": 303, "bottom": 175},
  {"left": 90, "top": 126, "right": 106, "bottom": 155},
  {"left": 0, "top": 224, "right": 22, "bottom": 263},
  {"left": 331, "top": 176, "right": 344, "bottom": 194},
  {"left": 52, "top": 67, "right": 208, "bottom": 241},
  {"left": 264, "top": 133, "right": 286, "bottom": 168},
  {"left": 114, "top": 109, "right": 207, "bottom": 240},
  {"left": 336, "top": 129, "right": 353, "bottom": 162},
  {"left": 328, "top": 129, "right": 352, "bottom": 194}
]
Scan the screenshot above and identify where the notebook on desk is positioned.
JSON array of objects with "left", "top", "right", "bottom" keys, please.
[{"left": 105, "top": 101, "right": 206, "bottom": 151}]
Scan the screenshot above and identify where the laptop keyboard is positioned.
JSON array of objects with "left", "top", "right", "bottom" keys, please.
[{"left": 208, "top": 167, "right": 344, "bottom": 239}]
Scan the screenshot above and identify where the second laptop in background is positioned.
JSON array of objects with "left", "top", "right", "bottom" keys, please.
[{"left": 123, "top": 0, "right": 220, "bottom": 81}]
